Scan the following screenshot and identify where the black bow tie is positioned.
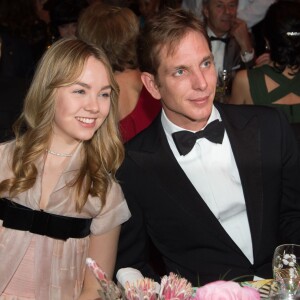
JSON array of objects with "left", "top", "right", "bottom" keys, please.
[
  {"left": 209, "top": 36, "right": 229, "bottom": 44},
  {"left": 172, "top": 120, "right": 225, "bottom": 156}
]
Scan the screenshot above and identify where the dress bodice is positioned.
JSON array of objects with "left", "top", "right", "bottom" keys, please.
[{"left": 248, "top": 65, "right": 300, "bottom": 123}]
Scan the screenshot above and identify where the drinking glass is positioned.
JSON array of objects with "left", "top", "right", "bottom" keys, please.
[
  {"left": 215, "top": 69, "right": 232, "bottom": 103},
  {"left": 272, "top": 244, "right": 300, "bottom": 299},
  {"left": 268, "top": 279, "right": 300, "bottom": 299}
]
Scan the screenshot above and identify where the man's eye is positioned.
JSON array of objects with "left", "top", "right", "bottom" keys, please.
[
  {"left": 174, "top": 69, "right": 185, "bottom": 76},
  {"left": 201, "top": 60, "right": 212, "bottom": 68}
]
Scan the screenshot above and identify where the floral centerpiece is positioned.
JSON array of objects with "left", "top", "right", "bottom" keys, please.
[{"left": 86, "top": 258, "right": 261, "bottom": 300}]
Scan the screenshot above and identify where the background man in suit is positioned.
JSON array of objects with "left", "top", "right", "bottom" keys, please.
[
  {"left": 114, "top": 8, "right": 300, "bottom": 286},
  {"left": 181, "top": 0, "right": 274, "bottom": 29},
  {"left": 202, "top": 0, "right": 254, "bottom": 74}
]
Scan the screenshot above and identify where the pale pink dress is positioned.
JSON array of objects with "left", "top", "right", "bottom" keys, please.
[
  {"left": 0, "top": 141, "right": 131, "bottom": 300},
  {"left": 1, "top": 237, "right": 35, "bottom": 300}
]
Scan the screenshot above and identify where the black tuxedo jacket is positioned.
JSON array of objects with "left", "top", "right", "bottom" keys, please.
[{"left": 115, "top": 103, "right": 300, "bottom": 286}]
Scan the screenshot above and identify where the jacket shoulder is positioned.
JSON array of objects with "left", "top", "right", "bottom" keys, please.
[
  {"left": 218, "top": 103, "right": 287, "bottom": 120},
  {"left": 124, "top": 114, "right": 162, "bottom": 151}
]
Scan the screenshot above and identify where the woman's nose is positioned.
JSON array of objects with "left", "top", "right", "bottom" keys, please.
[{"left": 85, "top": 96, "right": 100, "bottom": 113}]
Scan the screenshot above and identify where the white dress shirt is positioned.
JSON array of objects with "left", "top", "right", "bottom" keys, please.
[
  {"left": 161, "top": 106, "right": 254, "bottom": 263},
  {"left": 207, "top": 27, "right": 254, "bottom": 71},
  {"left": 207, "top": 27, "right": 227, "bottom": 73}
]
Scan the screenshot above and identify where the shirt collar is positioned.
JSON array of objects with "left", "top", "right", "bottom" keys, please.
[
  {"left": 207, "top": 27, "right": 228, "bottom": 39},
  {"left": 161, "top": 105, "right": 221, "bottom": 136}
]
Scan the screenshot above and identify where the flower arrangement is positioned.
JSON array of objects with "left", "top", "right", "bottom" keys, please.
[
  {"left": 125, "top": 277, "right": 158, "bottom": 300},
  {"left": 86, "top": 258, "right": 122, "bottom": 299},
  {"left": 194, "top": 280, "right": 260, "bottom": 299},
  {"left": 86, "top": 258, "right": 261, "bottom": 300}
]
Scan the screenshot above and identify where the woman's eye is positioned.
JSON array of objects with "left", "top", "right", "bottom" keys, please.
[
  {"left": 73, "top": 89, "right": 85, "bottom": 95},
  {"left": 99, "top": 92, "right": 111, "bottom": 98}
]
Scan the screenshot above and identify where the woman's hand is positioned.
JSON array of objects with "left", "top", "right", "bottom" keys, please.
[{"left": 255, "top": 53, "right": 271, "bottom": 67}]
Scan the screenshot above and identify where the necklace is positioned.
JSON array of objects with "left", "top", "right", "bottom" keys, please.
[{"left": 46, "top": 149, "right": 73, "bottom": 157}]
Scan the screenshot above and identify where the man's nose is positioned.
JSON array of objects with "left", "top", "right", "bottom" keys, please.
[{"left": 191, "top": 70, "right": 208, "bottom": 90}]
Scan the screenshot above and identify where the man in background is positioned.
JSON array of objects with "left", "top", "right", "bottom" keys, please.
[
  {"left": 181, "top": 0, "right": 274, "bottom": 29},
  {"left": 202, "top": 0, "right": 255, "bottom": 74}
]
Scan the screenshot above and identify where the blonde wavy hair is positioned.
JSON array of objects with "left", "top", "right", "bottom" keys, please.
[{"left": 0, "top": 37, "right": 124, "bottom": 211}]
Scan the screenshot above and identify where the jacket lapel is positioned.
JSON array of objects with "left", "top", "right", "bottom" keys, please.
[
  {"left": 224, "top": 37, "right": 241, "bottom": 71},
  {"left": 217, "top": 104, "right": 264, "bottom": 260}
]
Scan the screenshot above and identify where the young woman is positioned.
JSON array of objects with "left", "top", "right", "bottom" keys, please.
[{"left": 0, "top": 37, "right": 130, "bottom": 300}]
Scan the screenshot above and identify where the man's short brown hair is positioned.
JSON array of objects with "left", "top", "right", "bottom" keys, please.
[{"left": 137, "top": 8, "right": 210, "bottom": 77}]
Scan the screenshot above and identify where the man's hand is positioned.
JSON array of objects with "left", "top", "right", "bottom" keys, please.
[{"left": 230, "top": 18, "right": 253, "bottom": 53}]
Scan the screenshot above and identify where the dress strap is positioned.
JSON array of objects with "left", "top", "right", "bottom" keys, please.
[
  {"left": 260, "top": 65, "right": 300, "bottom": 101},
  {"left": 247, "top": 67, "right": 268, "bottom": 105},
  {"left": 0, "top": 198, "right": 92, "bottom": 240}
]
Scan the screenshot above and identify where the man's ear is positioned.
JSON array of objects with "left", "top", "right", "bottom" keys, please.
[
  {"left": 203, "top": 5, "right": 209, "bottom": 19},
  {"left": 141, "top": 72, "right": 161, "bottom": 100}
]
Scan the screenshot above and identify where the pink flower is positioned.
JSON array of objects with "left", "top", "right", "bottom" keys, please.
[
  {"left": 193, "top": 280, "right": 260, "bottom": 300},
  {"left": 125, "top": 278, "right": 157, "bottom": 300},
  {"left": 159, "top": 273, "right": 193, "bottom": 300}
]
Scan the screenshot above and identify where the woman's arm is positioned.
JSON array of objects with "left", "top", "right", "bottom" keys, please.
[
  {"left": 78, "top": 225, "right": 121, "bottom": 300},
  {"left": 229, "top": 69, "right": 254, "bottom": 105}
]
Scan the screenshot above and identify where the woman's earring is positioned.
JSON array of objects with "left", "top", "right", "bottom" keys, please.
[{"left": 265, "top": 40, "right": 270, "bottom": 53}]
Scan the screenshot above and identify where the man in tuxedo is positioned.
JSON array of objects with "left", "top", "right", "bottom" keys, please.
[
  {"left": 202, "top": 0, "right": 255, "bottom": 74},
  {"left": 181, "top": 0, "right": 274, "bottom": 29},
  {"left": 114, "top": 8, "right": 300, "bottom": 286}
]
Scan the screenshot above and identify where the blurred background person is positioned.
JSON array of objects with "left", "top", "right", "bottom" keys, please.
[
  {"left": 229, "top": 1, "right": 300, "bottom": 144},
  {"left": 181, "top": 0, "right": 203, "bottom": 19},
  {"left": 35, "top": 0, "right": 50, "bottom": 24},
  {"left": 202, "top": 0, "right": 255, "bottom": 102},
  {"left": 181, "top": 0, "right": 274, "bottom": 58},
  {"left": 0, "top": 0, "right": 39, "bottom": 141},
  {"left": 0, "top": 65, "right": 30, "bottom": 142},
  {"left": 77, "top": 3, "right": 161, "bottom": 142},
  {"left": 203, "top": 0, "right": 255, "bottom": 73},
  {"left": 132, "top": 0, "right": 181, "bottom": 27},
  {"left": 44, "top": 0, "right": 88, "bottom": 43},
  {"left": 159, "top": 0, "right": 182, "bottom": 9},
  {"left": 137, "top": 0, "right": 160, "bottom": 27},
  {"left": 181, "top": 0, "right": 274, "bottom": 29},
  {"left": 0, "top": 0, "right": 48, "bottom": 78}
]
